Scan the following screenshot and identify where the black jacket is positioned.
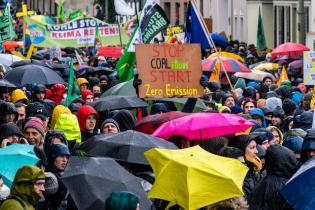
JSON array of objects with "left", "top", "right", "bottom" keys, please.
[{"left": 249, "top": 144, "right": 297, "bottom": 210}]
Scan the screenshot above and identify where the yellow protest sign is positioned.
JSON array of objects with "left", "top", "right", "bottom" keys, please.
[{"left": 311, "top": 85, "right": 315, "bottom": 109}]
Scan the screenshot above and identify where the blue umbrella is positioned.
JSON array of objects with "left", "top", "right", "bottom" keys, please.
[
  {"left": 0, "top": 144, "right": 39, "bottom": 187},
  {"left": 281, "top": 157, "right": 315, "bottom": 210},
  {"left": 210, "top": 33, "right": 229, "bottom": 47}
]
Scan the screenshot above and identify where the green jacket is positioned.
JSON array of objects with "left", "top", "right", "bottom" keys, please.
[{"left": 0, "top": 165, "right": 45, "bottom": 210}]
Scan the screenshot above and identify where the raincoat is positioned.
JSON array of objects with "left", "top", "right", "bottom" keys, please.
[
  {"left": 77, "top": 105, "right": 98, "bottom": 142},
  {"left": 249, "top": 145, "right": 297, "bottom": 210},
  {"left": 54, "top": 114, "right": 81, "bottom": 143},
  {"left": 50, "top": 105, "right": 71, "bottom": 130},
  {"left": 0, "top": 165, "right": 45, "bottom": 210}
]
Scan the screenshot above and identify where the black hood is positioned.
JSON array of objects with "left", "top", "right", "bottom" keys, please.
[
  {"left": 109, "top": 109, "right": 137, "bottom": 132},
  {"left": 44, "top": 129, "right": 68, "bottom": 155},
  {"left": 0, "top": 122, "right": 23, "bottom": 142},
  {"left": 265, "top": 144, "right": 297, "bottom": 179}
]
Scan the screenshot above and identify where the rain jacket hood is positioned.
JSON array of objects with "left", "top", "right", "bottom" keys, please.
[
  {"left": 54, "top": 114, "right": 81, "bottom": 143},
  {"left": 44, "top": 129, "right": 68, "bottom": 155},
  {"left": 77, "top": 105, "right": 98, "bottom": 132},
  {"left": 48, "top": 84, "right": 66, "bottom": 104},
  {"left": 265, "top": 144, "right": 297, "bottom": 179},
  {"left": 11, "top": 89, "right": 28, "bottom": 104},
  {"left": 3, "top": 165, "right": 45, "bottom": 209},
  {"left": 266, "top": 126, "right": 284, "bottom": 144},
  {"left": 50, "top": 105, "right": 71, "bottom": 129},
  {"left": 250, "top": 108, "right": 267, "bottom": 128}
]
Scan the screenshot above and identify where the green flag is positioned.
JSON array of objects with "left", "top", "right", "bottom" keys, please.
[
  {"left": 66, "top": 59, "right": 80, "bottom": 106},
  {"left": 256, "top": 7, "right": 266, "bottom": 50},
  {"left": 69, "top": 9, "right": 82, "bottom": 21},
  {"left": 57, "top": 0, "right": 65, "bottom": 23},
  {"left": 116, "top": 27, "right": 138, "bottom": 82},
  {"left": 0, "top": 4, "right": 16, "bottom": 43}
]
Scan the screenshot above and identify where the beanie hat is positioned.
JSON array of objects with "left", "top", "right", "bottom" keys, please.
[
  {"left": 282, "top": 98, "right": 297, "bottom": 116},
  {"left": 250, "top": 128, "right": 274, "bottom": 145},
  {"left": 101, "top": 118, "right": 120, "bottom": 132},
  {"left": 11, "top": 89, "right": 28, "bottom": 104},
  {"left": 150, "top": 103, "right": 168, "bottom": 115},
  {"left": 272, "top": 106, "right": 286, "bottom": 120},
  {"left": 77, "top": 78, "right": 89, "bottom": 87},
  {"left": 0, "top": 123, "right": 23, "bottom": 141},
  {"left": 265, "top": 97, "right": 282, "bottom": 112},
  {"left": 48, "top": 143, "right": 70, "bottom": 160},
  {"left": 44, "top": 172, "right": 59, "bottom": 195},
  {"left": 26, "top": 102, "right": 50, "bottom": 118},
  {"left": 105, "top": 191, "right": 139, "bottom": 210},
  {"left": 230, "top": 105, "right": 243, "bottom": 114},
  {"left": 24, "top": 118, "right": 45, "bottom": 137}
]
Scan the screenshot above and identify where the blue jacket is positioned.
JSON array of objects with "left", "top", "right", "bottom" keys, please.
[{"left": 250, "top": 108, "right": 267, "bottom": 128}]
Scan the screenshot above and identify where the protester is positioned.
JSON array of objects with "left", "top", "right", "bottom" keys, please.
[
  {"left": 101, "top": 118, "right": 120, "bottom": 134},
  {"left": 77, "top": 105, "right": 98, "bottom": 142},
  {"left": 0, "top": 165, "right": 45, "bottom": 210},
  {"left": 23, "top": 117, "right": 45, "bottom": 148}
]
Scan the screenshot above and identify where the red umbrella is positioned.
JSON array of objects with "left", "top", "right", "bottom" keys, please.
[
  {"left": 202, "top": 57, "right": 251, "bottom": 73},
  {"left": 134, "top": 111, "right": 190, "bottom": 134},
  {"left": 97, "top": 46, "right": 122, "bottom": 58},
  {"left": 271, "top": 42, "right": 310, "bottom": 57}
]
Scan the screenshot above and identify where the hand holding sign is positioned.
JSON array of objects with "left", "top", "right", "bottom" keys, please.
[{"left": 136, "top": 44, "right": 203, "bottom": 98}]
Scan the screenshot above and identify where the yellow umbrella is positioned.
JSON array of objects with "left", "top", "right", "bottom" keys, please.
[
  {"left": 253, "top": 63, "right": 279, "bottom": 71},
  {"left": 209, "top": 52, "right": 245, "bottom": 62},
  {"left": 145, "top": 146, "right": 249, "bottom": 210}
]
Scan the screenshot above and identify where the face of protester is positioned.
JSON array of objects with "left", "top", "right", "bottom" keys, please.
[
  {"left": 34, "top": 179, "right": 45, "bottom": 198},
  {"left": 24, "top": 128, "right": 42, "bottom": 146},
  {"left": 261, "top": 140, "right": 270, "bottom": 150},
  {"left": 36, "top": 92, "right": 45, "bottom": 101},
  {"left": 303, "top": 97, "right": 311, "bottom": 110},
  {"left": 252, "top": 115, "right": 262, "bottom": 125},
  {"left": 224, "top": 97, "right": 235, "bottom": 108},
  {"left": 2, "top": 92, "right": 11, "bottom": 102},
  {"left": 54, "top": 155, "right": 69, "bottom": 171},
  {"left": 80, "top": 84, "right": 88, "bottom": 92},
  {"left": 100, "top": 80, "right": 108, "bottom": 85},
  {"left": 102, "top": 123, "right": 119, "bottom": 134},
  {"left": 85, "top": 94, "right": 94, "bottom": 103},
  {"left": 16, "top": 106, "right": 26, "bottom": 122},
  {"left": 92, "top": 86, "right": 101, "bottom": 94},
  {"left": 264, "top": 78, "right": 272, "bottom": 88},
  {"left": 243, "top": 102, "right": 255, "bottom": 114},
  {"left": 270, "top": 130, "right": 280, "bottom": 144},
  {"left": 272, "top": 116, "right": 281, "bottom": 127},
  {"left": 51, "top": 137, "right": 63, "bottom": 144},
  {"left": 306, "top": 150, "right": 315, "bottom": 160},
  {"left": 245, "top": 140, "right": 258, "bottom": 159},
  {"left": 4, "top": 113, "right": 16, "bottom": 123},
  {"left": 85, "top": 114, "right": 97, "bottom": 132}
]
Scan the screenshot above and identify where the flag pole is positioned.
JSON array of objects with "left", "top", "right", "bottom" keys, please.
[{"left": 190, "top": 0, "right": 234, "bottom": 91}]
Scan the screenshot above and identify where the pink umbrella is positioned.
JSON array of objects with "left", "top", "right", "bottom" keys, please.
[
  {"left": 152, "top": 113, "right": 254, "bottom": 140},
  {"left": 271, "top": 42, "right": 310, "bottom": 58}
]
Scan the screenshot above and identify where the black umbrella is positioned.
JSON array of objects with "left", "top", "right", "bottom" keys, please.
[
  {"left": 90, "top": 95, "right": 147, "bottom": 112},
  {"left": 0, "top": 79, "right": 16, "bottom": 90},
  {"left": 4, "top": 64, "right": 65, "bottom": 85},
  {"left": 62, "top": 156, "right": 152, "bottom": 210},
  {"left": 78, "top": 130, "right": 178, "bottom": 165}
]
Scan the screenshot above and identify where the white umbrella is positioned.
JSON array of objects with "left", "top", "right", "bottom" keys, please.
[
  {"left": 234, "top": 70, "right": 276, "bottom": 81},
  {"left": 0, "top": 54, "right": 23, "bottom": 66}
]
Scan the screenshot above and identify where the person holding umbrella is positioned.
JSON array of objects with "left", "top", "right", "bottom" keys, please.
[{"left": 0, "top": 165, "right": 45, "bottom": 210}]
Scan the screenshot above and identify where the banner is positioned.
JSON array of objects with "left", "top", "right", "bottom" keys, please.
[
  {"left": 304, "top": 51, "right": 315, "bottom": 85},
  {"left": 24, "top": 16, "right": 130, "bottom": 48},
  {"left": 136, "top": 44, "right": 203, "bottom": 98},
  {"left": 0, "top": 5, "right": 15, "bottom": 43}
]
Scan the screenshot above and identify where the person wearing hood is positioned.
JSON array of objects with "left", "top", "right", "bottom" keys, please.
[
  {"left": 300, "top": 129, "right": 315, "bottom": 164},
  {"left": 44, "top": 130, "right": 69, "bottom": 156},
  {"left": 11, "top": 89, "right": 29, "bottom": 105},
  {"left": 48, "top": 84, "right": 66, "bottom": 105},
  {"left": 45, "top": 144, "right": 71, "bottom": 210},
  {"left": 76, "top": 78, "right": 89, "bottom": 92},
  {"left": 262, "top": 77, "right": 273, "bottom": 90},
  {"left": 0, "top": 102, "right": 18, "bottom": 125},
  {"left": 301, "top": 93, "right": 311, "bottom": 111},
  {"left": 228, "top": 135, "right": 264, "bottom": 200},
  {"left": 54, "top": 113, "right": 81, "bottom": 145},
  {"left": 32, "top": 84, "right": 46, "bottom": 102},
  {"left": 50, "top": 105, "right": 71, "bottom": 130},
  {"left": 260, "top": 107, "right": 273, "bottom": 127},
  {"left": 249, "top": 145, "right": 297, "bottom": 210},
  {"left": 266, "top": 126, "right": 283, "bottom": 145},
  {"left": 292, "top": 111, "right": 313, "bottom": 131},
  {"left": 249, "top": 108, "right": 267, "bottom": 128},
  {"left": 101, "top": 118, "right": 120, "bottom": 134},
  {"left": 77, "top": 105, "right": 98, "bottom": 142},
  {"left": 81, "top": 89, "right": 94, "bottom": 104},
  {"left": 0, "top": 165, "right": 45, "bottom": 210},
  {"left": 282, "top": 98, "right": 297, "bottom": 116},
  {"left": 0, "top": 123, "right": 27, "bottom": 147},
  {"left": 250, "top": 128, "right": 274, "bottom": 150},
  {"left": 23, "top": 117, "right": 45, "bottom": 149},
  {"left": 271, "top": 107, "right": 286, "bottom": 131}
]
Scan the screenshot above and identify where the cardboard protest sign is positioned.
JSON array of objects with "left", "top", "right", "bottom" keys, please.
[
  {"left": 136, "top": 44, "right": 203, "bottom": 98},
  {"left": 304, "top": 51, "right": 315, "bottom": 85}
]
